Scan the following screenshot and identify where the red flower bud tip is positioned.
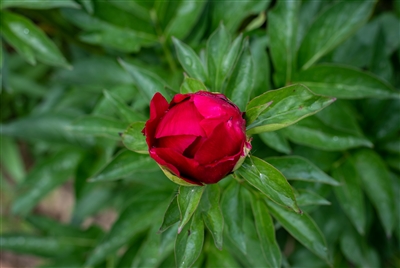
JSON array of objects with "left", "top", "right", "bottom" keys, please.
[{"left": 143, "top": 91, "right": 251, "bottom": 186}]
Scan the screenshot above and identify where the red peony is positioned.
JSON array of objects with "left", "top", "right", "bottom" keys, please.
[{"left": 142, "top": 91, "right": 251, "bottom": 186}]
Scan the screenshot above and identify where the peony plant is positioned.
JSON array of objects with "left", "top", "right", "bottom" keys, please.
[{"left": 1, "top": 1, "right": 399, "bottom": 268}]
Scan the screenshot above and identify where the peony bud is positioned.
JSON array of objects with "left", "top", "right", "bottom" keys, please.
[{"left": 142, "top": 91, "right": 251, "bottom": 186}]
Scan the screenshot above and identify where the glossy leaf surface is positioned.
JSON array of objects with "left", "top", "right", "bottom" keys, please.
[
  {"left": 225, "top": 41, "right": 254, "bottom": 111},
  {"left": 250, "top": 195, "right": 281, "bottom": 268},
  {"left": 246, "top": 84, "right": 335, "bottom": 134},
  {"left": 119, "top": 59, "right": 170, "bottom": 101},
  {"left": 173, "top": 37, "right": 207, "bottom": 82},
  {"left": 221, "top": 180, "right": 246, "bottom": 253},
  {"left": 294, "top": 64, "right": 399, "bottom": 99},
  {"left": 177, "top": 186, "right": 205, "bottom": 234},
  {"left": 199, "top": 184, "right": 224, "bottom": 250},
  {"left": 1, "top": 11, "right": 69, "bottom": 67},
  {"left": 67, "top": 116, "right": 127, "bottom": 140},
  {"left": 282, "top": 116, "right": 373, "bottom": 151},
  {"left": 298, "top": 1, "right": 376, "bottom": 69},
  {"left": 175, "top": 211, "right": 204, "bottom": 268},
  {"left": 265, "top": 156, "right": 339, "bottom": 185},
  {"left": 237, "top": 156, "right": 300, "bottom": 213},
  {"left": 268, "top": 0, "right": 300, "bottom": 86},
  {"left": 90, "top": 150, "right": 157, "bottom": 182},
  {"left": 332, "top": 159, "right": 366, "bottom": 235},
  {"left": 265, "top": 199, "right": 329, "bottom": 263},
  {"left": 122, "top": 122, "right": 148, "bottom": 154},
  {"left": 180, "top": 76, "right": 208, "bottom": 94},
  {"left": 353, "top": 149, "right": 396, "bottom": 236},
  {"left": 159, "top": 195, "right": 180, "bottom": 233}
]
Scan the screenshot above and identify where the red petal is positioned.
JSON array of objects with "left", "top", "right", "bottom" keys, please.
[
  {"left": 195, "top": 156, "right": 239, "bottom": 184},
  {"left": 149, "top": 148, "right": 180, "bottom": 176},
  {"left": 183, "top": 136, "right": 206, "bottom": 158},
  {"left": 194, "top": 121, "right": 244, "bottom": 164},
  {"left": 152, "top": 148, "right": 203, "bottom": 184},
  {"left": 153, "top": 147, "right": 238, "bottom": 184},
  {"left": 156, "top": 135, "right": 197, "bottom": 154},
  {"left": 150, "top": 93, "right": 169, "bottom": 120},
  {"left": 199, "top": 118, "right": 224, "bottom": 138},
  {"left": 193, "top": 92, "right": 240, "bottom": 119},
  {"left": 171, "top": 93, "right": 191, "bottom": 105},
  {"left": 144, "top": 93, "right": 169, "bottom": 147},
  {"left": 155, "top": 101, "right": 205, "bottom": 138}
]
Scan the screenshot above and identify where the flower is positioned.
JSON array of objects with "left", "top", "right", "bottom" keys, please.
[{"left": 142, "top": 91, "right": 251, "bottom": 186}]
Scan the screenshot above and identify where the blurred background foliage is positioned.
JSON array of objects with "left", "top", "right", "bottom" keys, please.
[{"left": 0, "top": 0, "right": 399, "bottom": 267}]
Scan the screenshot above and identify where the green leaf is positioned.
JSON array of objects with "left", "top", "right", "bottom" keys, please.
[
  {"left": 103, "top": 90, "right": 146, "bottom": 123},
  {"left": 265, "top": 156, "right": 339, "bottom": 186},
  {"left": 53, "top": 56, "right": 134, "bottom": 88},
  {"left": 225, "top": 41, "right": 254, "bottom": 111},
  {"left": 177, "top": 185, "right": 205, "bottom": 234},
  {"left": 375, "top": 13, "right": 400, "bottom": 56},
  {"left": 332, "top": 158, "right": 366, "bottom": 235},
  {"left": 199, "top": 184, "right": 224, "bottom": 250},
  {"left": 26, "top": 215, "right": 102, "bottom": 240},
  {"left": 370, "top": 27, "right": 393, "bottom": 82},
  {"left": 295, "top": 189, "right": 331, "bottom": 207},
  {"left": 172, "top": 37, "right": 207, "bottom": 82},
  {"left": 265, "top": 199, "right": 329, "bottom": 263},
  {"left": 0, "top": 235, "right": 86, "bottom": 257},
  {"left": 1, "top": 0, "right": 80, "bottom": 9},
  {"left": 250, "top": 36, "right": 271, "bottom": 97},
  {"left": 77, "top": 0, "right": 93, "bottom": 14},
  {"left": 298, "top": 1, "right": 376, "bottom": 69},
  {"left": 90, "top": 150, "right": 157, "bottom": 182},
  {"left": 211, "top": 0, "right": 270, "bottom": 32},
  {"left": 119, "top": 59, "right": 170, "bottom": 102},
  {"left": 281, "top": 116, "right": 373, "bottom": 151},
  {"left": 66, "top": 115, "right": 127, "bottom": 140},
  {"left": 236, "top": 156, "right": 300, "bottom": 213},
  {"left": 206, "top": 24, "right": 242, "bottom": 92},
  {"left": 122, "top": 122, "right": 148, "bottom": 154},
  {"left": 72, "top": 187, "right": 114, "bottom": 224},
  {"left": 223, "top": 212, "right": 271, "bottom": 267},
  {"left": 0, "top": 11, "right": 69, "bottom": 68},
  {"left": 352, "top": 149, "right": 396, "bottom": 236},
  {"left": 0, "top": 136, "right": 25, "bottom": 183},
  {"left": 258, "top": 131, "right": 291, "bottom": 154},
  {"left": 268, "top": 0, "right": 300, "bottom": 86},
  {"left": 205, "top": 246, "right": 241, "bottom": 268},
  {"left": 85, "top": 192, "right": 169, "bottom": 266},
  {"left": 340, "top": 227, "right": 380, "bottom": 267},
  {"left": 159, "top": 195, "right": 180, "bottom": 233},
  {"left": 132, "top": 225, "right": 175, "bottom": 268},
  {"left": 221, "top": 180, "right": 246, "bottom": 253},
  {"left": 294, "top": 64, "right": 399, "bottom": 99},
  {"left": 0, "top": 113, "right": 90, "bottom": 145},
  {"left": 164, "top": 1, "right": 206, "bottom": 40},
  {"left": 116, "top": 237, "right": 143, "bottom": 268},
  {"left": 250, "top": 195, "right": 281, "bottom": 268},
  {"left": 245, "top": 84, "right": 335, "bottom": 135},
  {"left": 61, "top": 8, "right": 157, "bottom": 53},
  {"left": 245, "top": 11, "right": 266, "bottom": 32},
  {"left": 180, "top": 76, "right": 208, "bottom": 94},
  {"left": 315, "top": 100, "right": 363, "bottom": 136},
  {"left": 12, "top": 149, "right": 82, "bottom": 216},
  {"left": 175, "top": 210, "right": 204, "bottom": 268}
]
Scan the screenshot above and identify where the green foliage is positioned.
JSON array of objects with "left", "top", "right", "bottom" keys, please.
[{"left": 1, "top": 1, "right": 399, "bottom": 267}]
